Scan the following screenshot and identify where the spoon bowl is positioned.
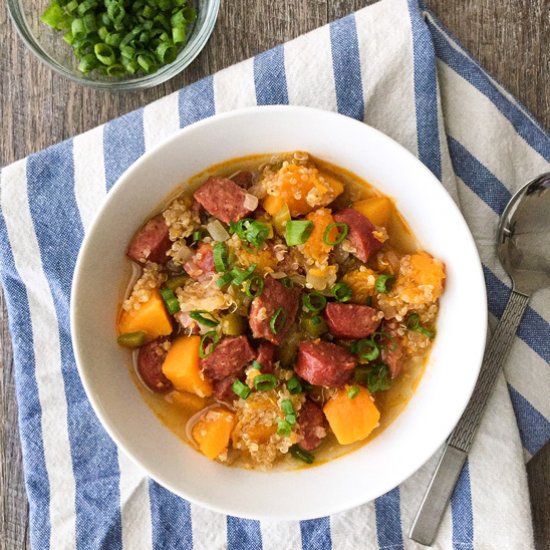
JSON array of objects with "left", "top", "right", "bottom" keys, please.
[{"left": 498, "top": 172, "right": 550, "bottom": 295}]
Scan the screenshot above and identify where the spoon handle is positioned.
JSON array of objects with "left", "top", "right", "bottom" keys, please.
[{"left": 409, "top": 289, "right": 530, "bottom": 546}]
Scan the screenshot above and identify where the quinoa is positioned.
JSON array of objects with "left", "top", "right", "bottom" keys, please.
[
  {"left": 122, "top": 263, "right": 167, "bottom": 311},
  {"left": 162, "top": 197, "right": 199, "bottom": 241}
]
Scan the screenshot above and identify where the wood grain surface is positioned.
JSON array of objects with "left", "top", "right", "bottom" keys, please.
[{"left": 1, "top": 1, "right": 549, "bottom": 549}]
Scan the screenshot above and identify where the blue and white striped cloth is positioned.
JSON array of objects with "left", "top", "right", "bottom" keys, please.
[{"left": 1, "top": 0, "right": 549, "bottom": 548}]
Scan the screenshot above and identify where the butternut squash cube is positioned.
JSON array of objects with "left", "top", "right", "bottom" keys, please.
[
  {"left": 162, "top": 335, "right": 213, "bottom": 397},
  {"left": 192, "top": 407, "right": 236, "bottom": 460},
  {"left": 323, "top": 386, "right": 380, "bottom": 445},
  {"left": 117, "top": 289, "right": 172, "bottom": 340}
]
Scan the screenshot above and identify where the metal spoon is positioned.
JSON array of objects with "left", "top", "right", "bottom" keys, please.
[{"left": 410, "top": 173, "right": 550, "bottom": 545}]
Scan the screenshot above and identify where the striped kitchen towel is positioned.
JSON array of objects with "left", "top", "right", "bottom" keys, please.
[{"left": 1, "top": 0, "right": 549, "bottom": 548}]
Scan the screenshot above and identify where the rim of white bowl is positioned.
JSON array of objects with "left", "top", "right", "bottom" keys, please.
[{"left": 71, "top": 105, "right": 487, "bottom": 520}]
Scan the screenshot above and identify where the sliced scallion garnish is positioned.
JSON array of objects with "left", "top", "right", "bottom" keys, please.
[
  {"left": 213, "top": 242, "right": 228, "bottom": 273},
  {"left": 302, "top": 292, "right": 327, "bottom": 313},
  {"left": 189, "top": 310, "right": 219, "bottom": 327},
  {"left": 289, "top": 444, "right": 315, "bottom": 464},
  {"left": 269, "top": 307, "right": 287, "bottom": 335},
  {"left": 159, "top": 287, "right": 180, "bottom": 315},
  {"left": 285, "top": 220, "right": 314, "bottom": 246},
  {"left": 199, "top": 331, "right": 220, "bottom": 359},
  {"left": 232, "top": 379, "right": 251, "bottom": 400},
  {"left": 254, "top": 373, "right": 277, "bottom": 392},
  {"left": 375, "top": 274, "right": 395, "bottom": 294},
  {"left": 323, "top": 222, "right": 348, "bottom": 245},
  {"left": 330, "top": 282, "right": 353, "bottom": 302}
]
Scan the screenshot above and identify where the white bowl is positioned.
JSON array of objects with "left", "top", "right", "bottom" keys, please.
[{"left": 71, "top": 105, "right": 487, "bottom": 520}]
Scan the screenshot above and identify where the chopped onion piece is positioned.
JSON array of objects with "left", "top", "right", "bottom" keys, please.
[
  {"left": 243, "top": 193, "right": 259, "bottom": 211},
  {"left": 207, "top": 220, "right": 230, "bottom": 242}
]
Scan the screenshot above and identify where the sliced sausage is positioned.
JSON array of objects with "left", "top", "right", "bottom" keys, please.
[
  {"left": 194, "top": 176, "right": 256, "bottom": 223},
  {"left": 127, "top": 214, "right": 171, "bottom": 264},
  {"left": 333, "top": 208, "right": 383, "bottom": 262},
  {"left": 298, "top": 399, "right": 327, "bottom": 451},
  {"left": 137, "top": 339, "right": 172, "bottom": 393},
  {"left": 255, "top": 342, "right": 277, "bottom": 373},
  {"left": 231, "top": 171, "right": 253, "bottom": 189},
  {"left": 183, "top": 242, "right": 215, "bottom": 281},
  {"left": 324, "top": 303, "right": 381, "bottom": 340},
  {"left": 200, "top": 335, "right": 256, "bottom": 381},
  {"left": 382, "top": 337, "right": 405, "bottom": 379},
  {"left": 249, "top": 277, "right": 301, "bottom": 345},
  {"left": 212, "top": 376, "right": 239, "bottom": 404},
  {"left": 295, "top": 340, "right": 356, "bottom": 387}
]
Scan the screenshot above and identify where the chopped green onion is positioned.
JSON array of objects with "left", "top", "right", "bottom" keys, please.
[
  {"left": 189, "top": 310, "right": 219, "bottom": 327},
  {"left": 375, "top": 274, "right": 395, "bottom": 294},
  {"left": 199, "top": 331, "right": 220, "bottom": 359},
  {"left": 347, "top": 386, "right": 360, "bottom": 399},
  {"left": 331, "top": 282, "right": 353, "bottom": 302},
  {"left": 351, "top": 337, "right": 380, "bottom": 362},
  {"left": 323, "top": 222, "right": 348, "bottom": 245},
  {"left": 232, "top": 379, "right": 251, "bottom": 400},
  {"left": 230, "top": 219, "right": 270, "bottom": 249},
  {"left": 159, "top": 287, "right": 180, "bottom": 315},
  {"left": 191, "top": 230, "right": 204, "bottom": 243},
  {"left": 406, "top": 313, "right": 436, "bottom": 338},
  {"left": 251, "top": 360, "right": 262, "bottom": 371},
  {"left": 230, "top": 263, "right": 256, "bottom": 285},
  {"left": 367, "top": 364, "right": 392, "bottom": 393},
  {"left": 285, "top": 220, "right": 314, "bottom": 246},
  {"left": 242, "top": 274, "right": 264, "bottom": 298},
  {"left": 94, "top": 43, "right": 116, "bottom": 65},
  {"left": 40, "top": 0, "right": 195, "bottom": 77},
  {"left": 254, "top": 373, "right": 277, "bottom": 392},
  {"left": 165, "top": 275, "right": 188, "bottom": 291},
  {"left": 281, "top": 399, "right": 295, "bottom": 416},
  {"left": 286, "top": 413, "right": 297, "bottom": 426},
  {"left": 117, "top": 331, "right": 147, "bottom": 348},
  {"left": 213, "top": 242, "right": 228, "bottom": 273},
  {"left": 302, "top": 292, "right": 327, "bottom": 313},
  {"left": 41, "top": 2, "right": 70, "bottom": 31},
  {"left": 216, "top": 271, "right": 234, "bottom": 288},
  {"left": 280, "top": 277, "right": 294, "bottom": 288},
  {"left": 287, "top": 376, "right": 303, "bottom": 395},
  {"left": 289, "top": 444, "right": 315, "bottom": 464},
  {"left": 156, "top": 41, "right": 177, "bottom": 64},
  {"left": 277, "top": 419, "right": 292, "bottom": 437},
  {"left": 269, "top": 307, "right": 287, "bottom": 335}
]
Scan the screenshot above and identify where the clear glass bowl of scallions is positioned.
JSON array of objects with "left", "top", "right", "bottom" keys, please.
[{"left": 7, "top": 0, "right": 219, "bottom": 90}]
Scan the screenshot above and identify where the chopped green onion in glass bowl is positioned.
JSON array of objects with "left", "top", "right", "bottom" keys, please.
[{"left": 7, "top": 0, "right": 219, "bottom": 90}]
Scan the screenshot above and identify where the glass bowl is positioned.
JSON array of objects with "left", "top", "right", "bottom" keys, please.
[{"left": 7, "top": 0, "right": 220, "bottom": 90}]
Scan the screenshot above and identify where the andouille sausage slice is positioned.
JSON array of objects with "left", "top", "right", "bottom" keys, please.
[
  {"left": 333, "top": 208, "right": 383, "bottom": 262},
  {"left": 194, "top": 176, "right": 256, "bottom": 223},
  {"left": 200, "top": 335, "right": 256, "bottom": 381},
  {"left": 298, "top": 399, "right": 327, "bottom": 451},
  {"left": 231, "top": 171, "right": 254, "bottom": 189},
  {"left": 295, "top": 340, "right": 356, "bottom": 387},
  {"left": 382, "top": 339, "right": 405, "bottom": 379},
  {"left": 212, "top": 376, "right": 240, "bottom": 404},
  {"left": 183, "top": 242, "right": 215, "bottom": 281},
  {"left": 137, "top": 339, "right": 172, "bottom": 393},
  {"left": 127, "top": 214, "right": 171, "bottom": 264},
  {"left": 324, "top": 303, "right": 381, "bottom": 340},
  {"left": 249, "top": 277, "right": 301, "bottom": 345},
  {"left": 255, "top": 342, "right": 277, "bottom": 373}
]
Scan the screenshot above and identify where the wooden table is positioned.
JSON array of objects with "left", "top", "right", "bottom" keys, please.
[{"left": 1, "top": 1, "right": 549, "bottom": 548}]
